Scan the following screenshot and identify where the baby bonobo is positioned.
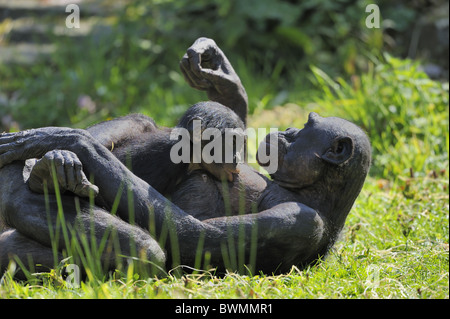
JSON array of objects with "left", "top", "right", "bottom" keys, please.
[{"left": 26, "top": 101, "right": 245, "bottom": 199}]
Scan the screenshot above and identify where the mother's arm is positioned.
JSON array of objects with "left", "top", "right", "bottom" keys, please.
[{"left": 0, "top": 128, "right": 324, "bottom": 272}]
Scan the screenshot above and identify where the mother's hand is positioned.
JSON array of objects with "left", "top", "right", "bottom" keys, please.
[{"left": 0, "top": 127, "right": 91, "bottom": 168}]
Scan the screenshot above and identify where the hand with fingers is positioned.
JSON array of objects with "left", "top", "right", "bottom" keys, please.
[
  {"left": 0, "top": 127, "right": 90, "bottom": 169},
  {"left": 180, "top": 37, "right": 248, "bottom": 124},
  {"left": 27, "top": 150, "right": 99, "bottom": 198}
]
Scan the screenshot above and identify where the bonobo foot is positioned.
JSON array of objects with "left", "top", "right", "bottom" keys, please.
[{"left": 26, "top": 150, "right": 99, "bottom": 198}]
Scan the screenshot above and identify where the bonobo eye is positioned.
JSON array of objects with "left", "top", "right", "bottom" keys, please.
[
  {"left": 285, "top": 127, "right": 297, "bottom": 135},
  {"left": 284, "top": 127, "right": 298, "bottom": 141}
]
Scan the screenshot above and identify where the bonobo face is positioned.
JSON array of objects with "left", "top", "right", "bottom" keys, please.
[{"left": 258, "top": 112, "right": 356, "bottom": 189}]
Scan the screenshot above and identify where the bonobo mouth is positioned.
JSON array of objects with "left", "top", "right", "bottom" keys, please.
[
  {"left": 269, "top": 173, "right": 297, "bottom": 187},
  {"left": 270, "top": 168, "right": 302, "bottom": 189},
  {"left": 256, "top": 132, "right": 286, "bottom": 170}
]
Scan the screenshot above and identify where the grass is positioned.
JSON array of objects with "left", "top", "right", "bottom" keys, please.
[
  {"left": 1, "top": 99, "right": 449, "bottom": 299},
  {"left": 0, "top": 175, "right": 448, "bottom": 299},
  {"left": 0, "top": 23, "right": 448, "bottom": 299},
  {"left": 1, "top": 67, "right": 449, "bottom": 298}
]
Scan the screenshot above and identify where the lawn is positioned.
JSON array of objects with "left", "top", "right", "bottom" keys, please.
[
  {"left": 0, "top": 56, "right": 448, "bottom": 299},
  {"left": 0, "top": 0, "right": 448, "bottom": 300},
  {"left": 1, "top": 175, "right": 447, "bottom": 299}
]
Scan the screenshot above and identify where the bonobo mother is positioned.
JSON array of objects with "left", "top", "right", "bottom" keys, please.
[{"left": 0, "top": 38, "right": 371, "bottom": 275}]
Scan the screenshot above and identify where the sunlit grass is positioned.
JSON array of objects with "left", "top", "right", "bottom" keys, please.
[
  {"left": 1, "top": 173, "right": 448, "bottom": 298},
  {"left": 0, "top": 23, "right": 448, "bottom": 299},
  {"left": 1, "top": 83, "right": 448, "bottom": 297}
]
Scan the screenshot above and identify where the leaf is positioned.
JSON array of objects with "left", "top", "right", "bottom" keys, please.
[{"left": 275, "top": 26, "right": 313, "bottom": 55}]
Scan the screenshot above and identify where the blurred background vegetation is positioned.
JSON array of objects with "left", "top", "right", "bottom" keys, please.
[
  {"left": 1, "top": 1, "right": 447, "bottom": 297},
  {"left": 0, "top": 0, "right": 448, "bottom": 179}
]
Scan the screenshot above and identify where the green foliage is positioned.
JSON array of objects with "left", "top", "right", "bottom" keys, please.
[
  {"left": 0, "top": 32, "right": 201, "bottom": 129},
  {"left": 119, "top": 0, "right": 384, "bottom": 77},
  {"left": 0, "top": 0, "right": 387, "bottom": 129},
  {"left": 0, "top": 0, "right": 448, "bottom": 299},
  {"left": 309, "top": 53, "right": 449, "bottom": 178},
  {"left": 1, "top": 175, "right": 448, "bottom": 298}
]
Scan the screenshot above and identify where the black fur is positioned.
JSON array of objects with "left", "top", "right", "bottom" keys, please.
[
  {"left": 0, "top": 37, "right": 371, "bottom": 276},
  {"left": 107, "top": 101, "right": 244, "bottom": 196}
]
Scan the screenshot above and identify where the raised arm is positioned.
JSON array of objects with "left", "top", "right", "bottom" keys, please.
[
  {"left": 0, "top": 128, "right": 324, "bottom": 273},
  {"left": 180, "top": 37, "right": 248, "bottom": 126}
]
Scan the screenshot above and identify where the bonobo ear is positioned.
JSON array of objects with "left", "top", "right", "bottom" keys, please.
[{"left": 321, "top": 137, "right": 354, "bottom": 166}]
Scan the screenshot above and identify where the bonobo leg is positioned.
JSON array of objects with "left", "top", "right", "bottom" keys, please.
[
  {"left": 0, "top": 162, "right": 166, "bottom": 277},
  {"left": 0, "top": 127, "right": 326, "bottom": 274},
  {"left": 0, "top": 229, "right": 62, "bottom": 279}
]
